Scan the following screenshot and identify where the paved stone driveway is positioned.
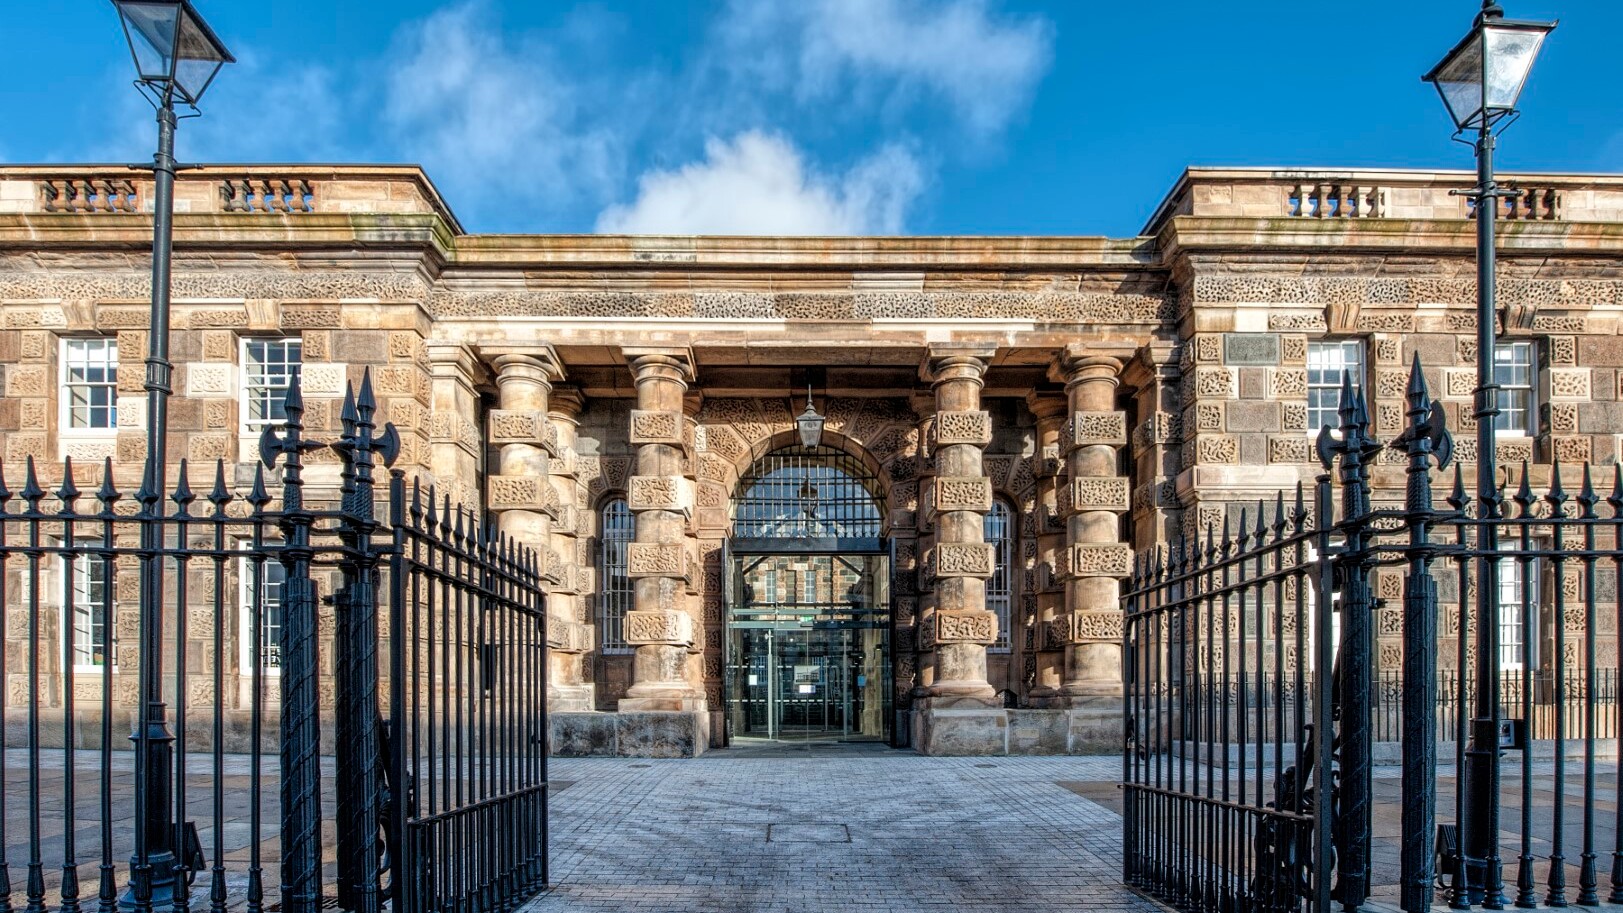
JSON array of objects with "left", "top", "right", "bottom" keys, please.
[{"left": 525, "top": 741, "right": 1164, "bottom": 913}]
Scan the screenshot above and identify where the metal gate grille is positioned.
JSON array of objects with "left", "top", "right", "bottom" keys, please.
[{"left": 732, "top": 446, "right": 883, "bottom": 549}]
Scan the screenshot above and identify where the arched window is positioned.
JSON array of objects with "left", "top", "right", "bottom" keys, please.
[
  {"left": 598, "top": 498, "right": 634, "bottom": 653},
  {"left": 984, "top": 498, "right": 1015, "bottom": 652}
]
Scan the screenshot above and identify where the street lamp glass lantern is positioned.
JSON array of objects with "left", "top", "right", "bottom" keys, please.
[
  {"left": 796, "top": 388, "right": 825, "bottom": 449},
  {"left": 113, "top": 0, "right": 234, "bottom": 107},
  {"left": 1423, "top": 5, "right": 1555, "bottom": 132}
]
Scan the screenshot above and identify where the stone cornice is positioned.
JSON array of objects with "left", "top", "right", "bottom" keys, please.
[{"left": 1157, "top": 215, "right": 1623, "bottom": 262}]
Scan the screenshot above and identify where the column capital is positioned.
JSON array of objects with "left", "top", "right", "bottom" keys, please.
[
  {"left": 1025, "top": 390, "right": 1069, "bottom": 425},
  {"left": 922, "top": 352, "right": 990, "bottom": 387},
  {"left": 1051, "top": 351, "right": 1125, "bottom": 390},
  {"left": 623, "top": 346, "right": 696, "bottom": 384},
  {"left": 425, "top": 343, "right": 491, "bottom": 386},
  {"left": 547, "top": 385, "right": 585, "bottom": 424},
  {"left": 491, "top": 349, "right": 565, "bottom": 387}
]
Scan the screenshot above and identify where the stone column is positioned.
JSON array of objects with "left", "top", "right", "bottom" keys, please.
[
  {"left": 425, "top": 344, "right": 489, "bottom": 510},
  {"left": 1053, "top": 347, "right": 1133, "bottom": 748},
  {"left": 618, "top": 348, "right": 706, "bottom": 751},
  {"left": 1025, "top": 391, "right": 1068, "bottom": 706},
  {"left": 487, "top": 351, "right": 591, "bottom": 711},
  {"left": 915, "top": 346, "right": 1005, "bottom": 754},
  {"left": 546, "top": 385, "right": 593, "bottom": 711}
]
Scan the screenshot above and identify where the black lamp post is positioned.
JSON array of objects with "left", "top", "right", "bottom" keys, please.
[
  {"left": 1423, "top": 2, "right": 1554, "bottom": 907},
  {"left": 109, "top": 3, "right": 233, "bottom": 910}
]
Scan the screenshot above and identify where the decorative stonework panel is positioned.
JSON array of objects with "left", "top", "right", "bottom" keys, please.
[
  {"left": 626, "top": 543, "right": 688, "bottom": 580},
  {"left": 935, "top": 542, "right": 995, "bottom": 578},
  {"left": 1068, "top": 411, "right": 1127, "bottom": 449},
  {"left": 934, "top": 476, "right": 993, "bottom": 512},
  {"left": 628, "top": 410, "right": 684, "bottom": 445},
  {"left": 627, "top": 475, "right": 694, "bottom": 514},
  {"left": 1194, "top": 367, "right": 1237, "bottom": 399},
  {"left": 1269, "top": 437, "right": 1311, "bottom": 464},
  {"left": 1266, "top": 369, "right": 1306, "bottom": 399},
  {"left": 1196, "top": 435, "right": 1239, "bottom": 464},
  {"left": 299, "top": 363, "right": 348, "bottom": 397},
  {"left": 1548, "top": 368, "right": 1591, "bottom": 401},
  {"left": 1495, "top": 438, "right": 1533, "bottom": 464},
  {"left": 184, "top": 364, "right": 235, "bottom": 397},
  {"left": 934, "top": 610, "right": 997, "bottom": 645},
  {"left": 622, "top": 610, "right": 693, "bottom": 646},
  {"left": 1069, "top": 544, "right": 1132, "bottom": 579},
  {"left": 1068, "top": 477, "right": 1130, "bottom": 513},
  {"left": 1049, "top": 611, "right": 1123, "bottom": 645},
  {"left": 1444, "top": 370, "right": 1475, "bottom": 398},
  {"left": 933, "top": 410, "right": 992, "bottom": 446},
  {"left": 487, "top": 476, "right": 560, "bottom": 517},
  {"left": 1551, "top": 436, "right": 1591, "bottom": 463},
  {"left": 489, "top": 410, "right": 552, "bottom": 449}
]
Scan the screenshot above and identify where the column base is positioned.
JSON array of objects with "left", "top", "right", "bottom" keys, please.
[
  {"left": 548, "top": 684, "right": 595, "bottom": 713},
  {"left": 550, "top": 710, "right": 709, "bottom": 758},
  {"left": 911, "top": 703, "right": 1122, "bottom": 756}
]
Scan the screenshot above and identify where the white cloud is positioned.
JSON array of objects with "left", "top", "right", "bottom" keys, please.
[
  {"left": 383, "top": 3, "right": 621, "bottom": 209},
  {"left": 712, "top": 0, "right": 1052, "bottom": 137},
  {"left": 596, "top": 131, "right": 924, "bottom": 235}
]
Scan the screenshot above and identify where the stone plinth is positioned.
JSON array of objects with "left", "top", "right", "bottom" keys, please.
[{"left": 550, "top": 710, "right": 709, "bottom": 758}]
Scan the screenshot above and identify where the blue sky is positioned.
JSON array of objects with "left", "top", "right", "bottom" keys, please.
[{"left": 1, "top": 0, "right": 1617, "bottom": 236}]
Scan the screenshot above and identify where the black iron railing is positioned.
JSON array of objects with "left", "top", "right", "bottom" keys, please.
[
  {"left": 1124, "top": 358, "right": 1623, "bottom": 913},
  {"left": 0, "top": 373, "right": 549, "bottom": 913}
]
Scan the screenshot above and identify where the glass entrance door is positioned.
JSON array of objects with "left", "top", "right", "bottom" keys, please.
[{"left": 725, "top": 553, "right": 890, "bottom": 742}]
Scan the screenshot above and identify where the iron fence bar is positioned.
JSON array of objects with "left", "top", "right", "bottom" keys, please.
[
  {"left": 206, "top": 463, "right": 231, "bottom": 913},
  {"left": 95, "top": 463, "right": 118, "bottom": 913},
  {"left": 1611, "top": 468, "right": 1623, "bottom": 904},
  {"left": 23, "top": 459, "right": 45, "bottom": 913},
  {"left": 246, "top": 468, "right": 271, "bottom": 913},
  {"left": 1512, "top": 468, "right": 1539, "bottom": 909},
  {"left": 1577, "top": 469, "right": 1601, "bottom": 906},
  {"left": 1547, "top": 469, "right": 1570, "bottom": 907},
  {"left": 58, "top": 461, "right": 84, "bottom": 913},
  {"left": 0, "top": 467, "right": 9, "bottom": 913},
  {"left": 1448, "top": 465, "right": 1473, "bottom": 910},
  {"left": 171, "top": 461, "right": 195, "bottom": 913},
  {"left": 1312, "top": 463, "right": 1336, "bottom": 913}
]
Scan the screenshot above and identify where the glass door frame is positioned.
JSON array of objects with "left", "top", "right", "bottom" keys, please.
[{"left": 722, "top": 539, "right": 893, "bottom": 746}]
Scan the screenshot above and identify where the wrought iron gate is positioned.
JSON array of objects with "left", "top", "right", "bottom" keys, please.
[
  {"left": 1124, "top": 359, "right": 1623, "bottom": 913},
  {"left": 0, "top": 373, "right": 549, "bottom": 913}
]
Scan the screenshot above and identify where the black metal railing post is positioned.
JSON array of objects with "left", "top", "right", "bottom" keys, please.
[
  {"left": 1316, "top": 375, "right": 1380, "bottom": 911},
  {"left": 1391, "top": 356, "right": 1453, "bottom": 913},
  {"left": 331, "top": 372, "right": 400, "bottom": 913},
  {"left": 259, "top": 378, "right": 326, "bottom": 913}
]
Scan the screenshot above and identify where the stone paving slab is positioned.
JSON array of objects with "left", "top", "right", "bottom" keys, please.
[{"left": 522, "top": 742, "right": 1162, "bottom": 913}]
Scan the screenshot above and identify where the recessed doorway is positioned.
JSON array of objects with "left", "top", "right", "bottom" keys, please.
[{"left": 723, "top": 445, "right": 893, "bottom": 744}]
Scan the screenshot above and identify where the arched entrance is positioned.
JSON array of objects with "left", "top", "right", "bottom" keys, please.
[{"left": 724, "top": 444, "right": 893, "bottom": 744}]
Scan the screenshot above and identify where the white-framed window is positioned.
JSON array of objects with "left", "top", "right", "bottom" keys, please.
[
  {"left": 598, "top": 498, "right": 634, "bottom": 654},
  {"left": 64, "top": 544, "right": 115, "bottom": 672},
  {"left": 1498, "top": 545, "right": 1538, "bottom": 671},
  {"left": 61, "top": 338, "right": 119, "bottom": 431},
  {"left": 801, "top": 568, "right": 817, "bottom": 605},
  {"left": 1306, "top": 339, "right": 1364, "bottom": 434},
  {"left": 985, "top": 498, "right": 1014, "bottom": 652},
  {"left": 238, "top": 554, "right": 286, "bottom": 672},
  {"left": 1493, "top": 341, "right": 1536, "bottom": 436},
  {"left": 241, "top": 338, "right": 302, "bottom": 429}
]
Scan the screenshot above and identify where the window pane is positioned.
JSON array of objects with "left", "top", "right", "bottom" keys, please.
[
  {"left": 244, "top": 339, "right": 303, "bottom": 425},
  {"left": 67, "top": 547, "right": 114, "bottom": 668},
  {"left": 1306, "top": 340, "right": 1363, "bottom": 433},
  {"left": 984, "top": 500, "right": 1013, "bottom": 651},
  {"left": 63, "top": 339, "right": 119, "bottom": 430},
  {"left": 1492, "top": 342, "right": 1534, "bottom": 435},
  {"left": 599, "top": 499, "right": 634, "bottom": 652}
]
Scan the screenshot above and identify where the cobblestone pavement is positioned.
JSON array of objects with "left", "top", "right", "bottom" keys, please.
[{"left": 524, "top": 741, "right": 1163, "bottom": 913}]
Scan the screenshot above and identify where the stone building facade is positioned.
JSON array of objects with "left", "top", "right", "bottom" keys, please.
[{"left": 1, "top": 164, "right": 1620, "bottom": 757}]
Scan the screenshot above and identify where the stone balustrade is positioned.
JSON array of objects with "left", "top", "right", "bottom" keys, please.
[
  {"left": 0, "top": 165, "right": 459, "bottom": 228},
  {"left": 1147, "top": 167, "right": 1623, "bottom": 232},
  {"left": 220, "top": 178, "right": 316, "bottom": 214}
]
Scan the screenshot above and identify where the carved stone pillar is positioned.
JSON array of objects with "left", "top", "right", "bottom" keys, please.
[
  {"left": 914, "top": 346, "right": 1006, "bottom": 755},
  {"left": 425, "top": 344, "right": 489, "bottom": 509},
  {"left": 546, "top": 385, "right": 593, "bottom": 711},
  {"left": 1054, "top": 347, "right": 1133, "bottom": 723},
  {"left": 1025, "top": 391, "right": 1068, "bottom": 706},
  {"left": 619, "top": 348, "right": 706, "bottom": 726},
  {"left": 488, "top": 351, "right": 591, "bottom": 712}
]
